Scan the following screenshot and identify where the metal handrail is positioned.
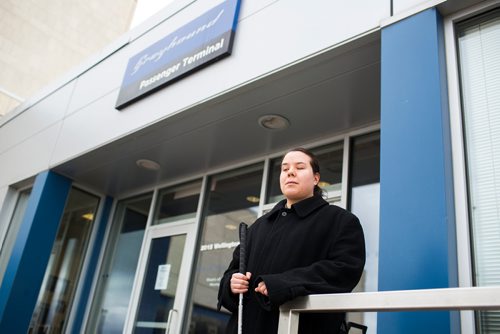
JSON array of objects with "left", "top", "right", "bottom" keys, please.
[{"left": 278, "top": 286, "right": 500, "bottom": 334}]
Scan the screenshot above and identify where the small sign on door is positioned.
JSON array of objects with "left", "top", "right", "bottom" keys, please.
[{"left": 155, "top": 264, "right": 171, "bottom": 290}]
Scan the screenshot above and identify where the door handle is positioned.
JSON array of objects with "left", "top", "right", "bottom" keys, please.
[{"left": 166, "top": 309, "right": 178, "bottom": 334}]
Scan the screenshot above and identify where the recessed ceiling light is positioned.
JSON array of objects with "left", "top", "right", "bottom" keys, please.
[
  {"left": 82, "top": 213, "right": 94, "bottom": 221},
  {"left": 246, "top": 195, "right": 260, "bottom": 203},
  {"left": 136, "top": 159, "right": 160, "bottom": 171},
  {"left": 225, "top": 224, "right": 237, "bottom": 231},
  {"left": 258, "top": 114, "right": 290, "bottom": 130}
]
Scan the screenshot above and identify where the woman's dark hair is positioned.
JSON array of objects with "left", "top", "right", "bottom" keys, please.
[{"left": 285, "top": 147, "right": 325, "bottom": 197}]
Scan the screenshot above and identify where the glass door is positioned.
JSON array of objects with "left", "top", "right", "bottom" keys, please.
[{"left": 125, "top": 221, "right": 196, "bottom": 334}]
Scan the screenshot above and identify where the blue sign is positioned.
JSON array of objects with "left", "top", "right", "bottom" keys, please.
[{"left": 116, "top": 0, "right": 241, "bottom": 109}]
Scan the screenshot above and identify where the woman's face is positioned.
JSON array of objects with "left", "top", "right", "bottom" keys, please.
[{"left": 280, "top": 151, "right": 320, "bottom": 206}]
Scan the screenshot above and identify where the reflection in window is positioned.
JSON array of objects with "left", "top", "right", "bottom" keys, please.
[
  {"left": 87, "top": 194, "right": 152, "bottom": 334},
  {"left": 348, "top": 131, "right": 380, "bottom": 332},
  {"left": 0, "top": 188, "right": 31, "bottom": 286},
  {"left": 266, "top": 142, "right": 344, "bottom": 203},
  {"left": 28, "top": 188, "right": 100, "bottom": 333},
  {"left": 188, "top": 164, "right": 263, "bottom": 333},
  {"left": 153, "top": 180, "right": 202, "bottom": 225}
]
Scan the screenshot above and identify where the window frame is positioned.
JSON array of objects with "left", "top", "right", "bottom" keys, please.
[{"left": 0, "top": 185, "right": 32, "bottom": 286}]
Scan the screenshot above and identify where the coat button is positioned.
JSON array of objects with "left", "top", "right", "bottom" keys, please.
[{"left": 282, "top": 212, "right": 287, "bottom": 217}]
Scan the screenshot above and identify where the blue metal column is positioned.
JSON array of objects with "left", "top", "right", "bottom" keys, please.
[
  {"left": 379, "top": 8, "right": 458, "bottom": 334},
  {"left": 0, "top": 171, "right": 71, "bottom": 332}
]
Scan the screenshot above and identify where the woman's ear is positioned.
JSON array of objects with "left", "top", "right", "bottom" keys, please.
[{"left": 314, "top": 173, "right": 320, "bottom": 185}]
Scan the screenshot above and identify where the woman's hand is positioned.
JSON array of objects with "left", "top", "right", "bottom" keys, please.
[
  {"left": 230, "top": 272, "right": 251, "bottom": 294},
  {"left": 255, "top": 280, "right": 268, "bottom": 296}
]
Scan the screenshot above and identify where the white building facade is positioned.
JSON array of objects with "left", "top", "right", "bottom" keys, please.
[{"left": 0, "top": 0, "right": 499, "bottom": 333}]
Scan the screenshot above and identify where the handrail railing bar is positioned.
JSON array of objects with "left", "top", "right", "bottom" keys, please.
[{"left": 278, "top": 286, "right": 500, "bottom": 334}]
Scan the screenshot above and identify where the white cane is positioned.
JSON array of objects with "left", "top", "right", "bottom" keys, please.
[{"left": 238, "top": 222, "right": 248, "bottom": 334}]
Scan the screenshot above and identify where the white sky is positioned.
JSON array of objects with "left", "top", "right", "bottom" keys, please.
[{"left": 130, "top": 0, "right": 175, "bottom": 29}]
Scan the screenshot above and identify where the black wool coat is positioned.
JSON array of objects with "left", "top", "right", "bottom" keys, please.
[{"left": 217, "top": 195, "right": 366, "bottom": 334}]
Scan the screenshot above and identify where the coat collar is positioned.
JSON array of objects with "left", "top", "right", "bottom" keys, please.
[{"left": 267, "top": 195, "right": 328, "bottom": 219}]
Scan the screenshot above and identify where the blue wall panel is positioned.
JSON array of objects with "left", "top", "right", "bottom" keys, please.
[
  {"left": 0, "top": 171, "right": 71, "bottom": 332},
  {"left": 378, "top": 8, "right": 458, "bottom": 333}
]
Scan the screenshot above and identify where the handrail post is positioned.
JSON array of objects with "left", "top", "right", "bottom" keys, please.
[{"left": 278, "top": 309, "right": 299, "bottom": 334}]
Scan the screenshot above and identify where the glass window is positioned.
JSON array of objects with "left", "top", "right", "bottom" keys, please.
[
  {"left": 266, "top": 157, "right": 284, "bottom": 203},
  {"left": 349, "top": 133, "right": 380, "bottom": 190},
  {"left": 187, "top": 164, "right": 264, "bottom": 333},
  {"left": 266, "top": 142, "right": 344, "bottom": 203},
  {"left": 28, "top": 188, "right": 100, "bottom": 333},
  {"left": 348, "top": 131, "right": 380, "bottom": 332},
  {"left": 153, "top": 180, "right": 202, "bottom": 225},
  {"left": 0, "top": 188, "right": 31, "bottom": 286},
  {"left": 87, "top": 193, "right": 152, "bottom": 334},
  {"left": 456, "top": 9, "right": 500, "bottom": 333}
]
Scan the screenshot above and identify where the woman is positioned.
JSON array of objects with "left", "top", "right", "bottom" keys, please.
[{"left": 217, "top": 148, "right": 365, "bottom": 333}]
